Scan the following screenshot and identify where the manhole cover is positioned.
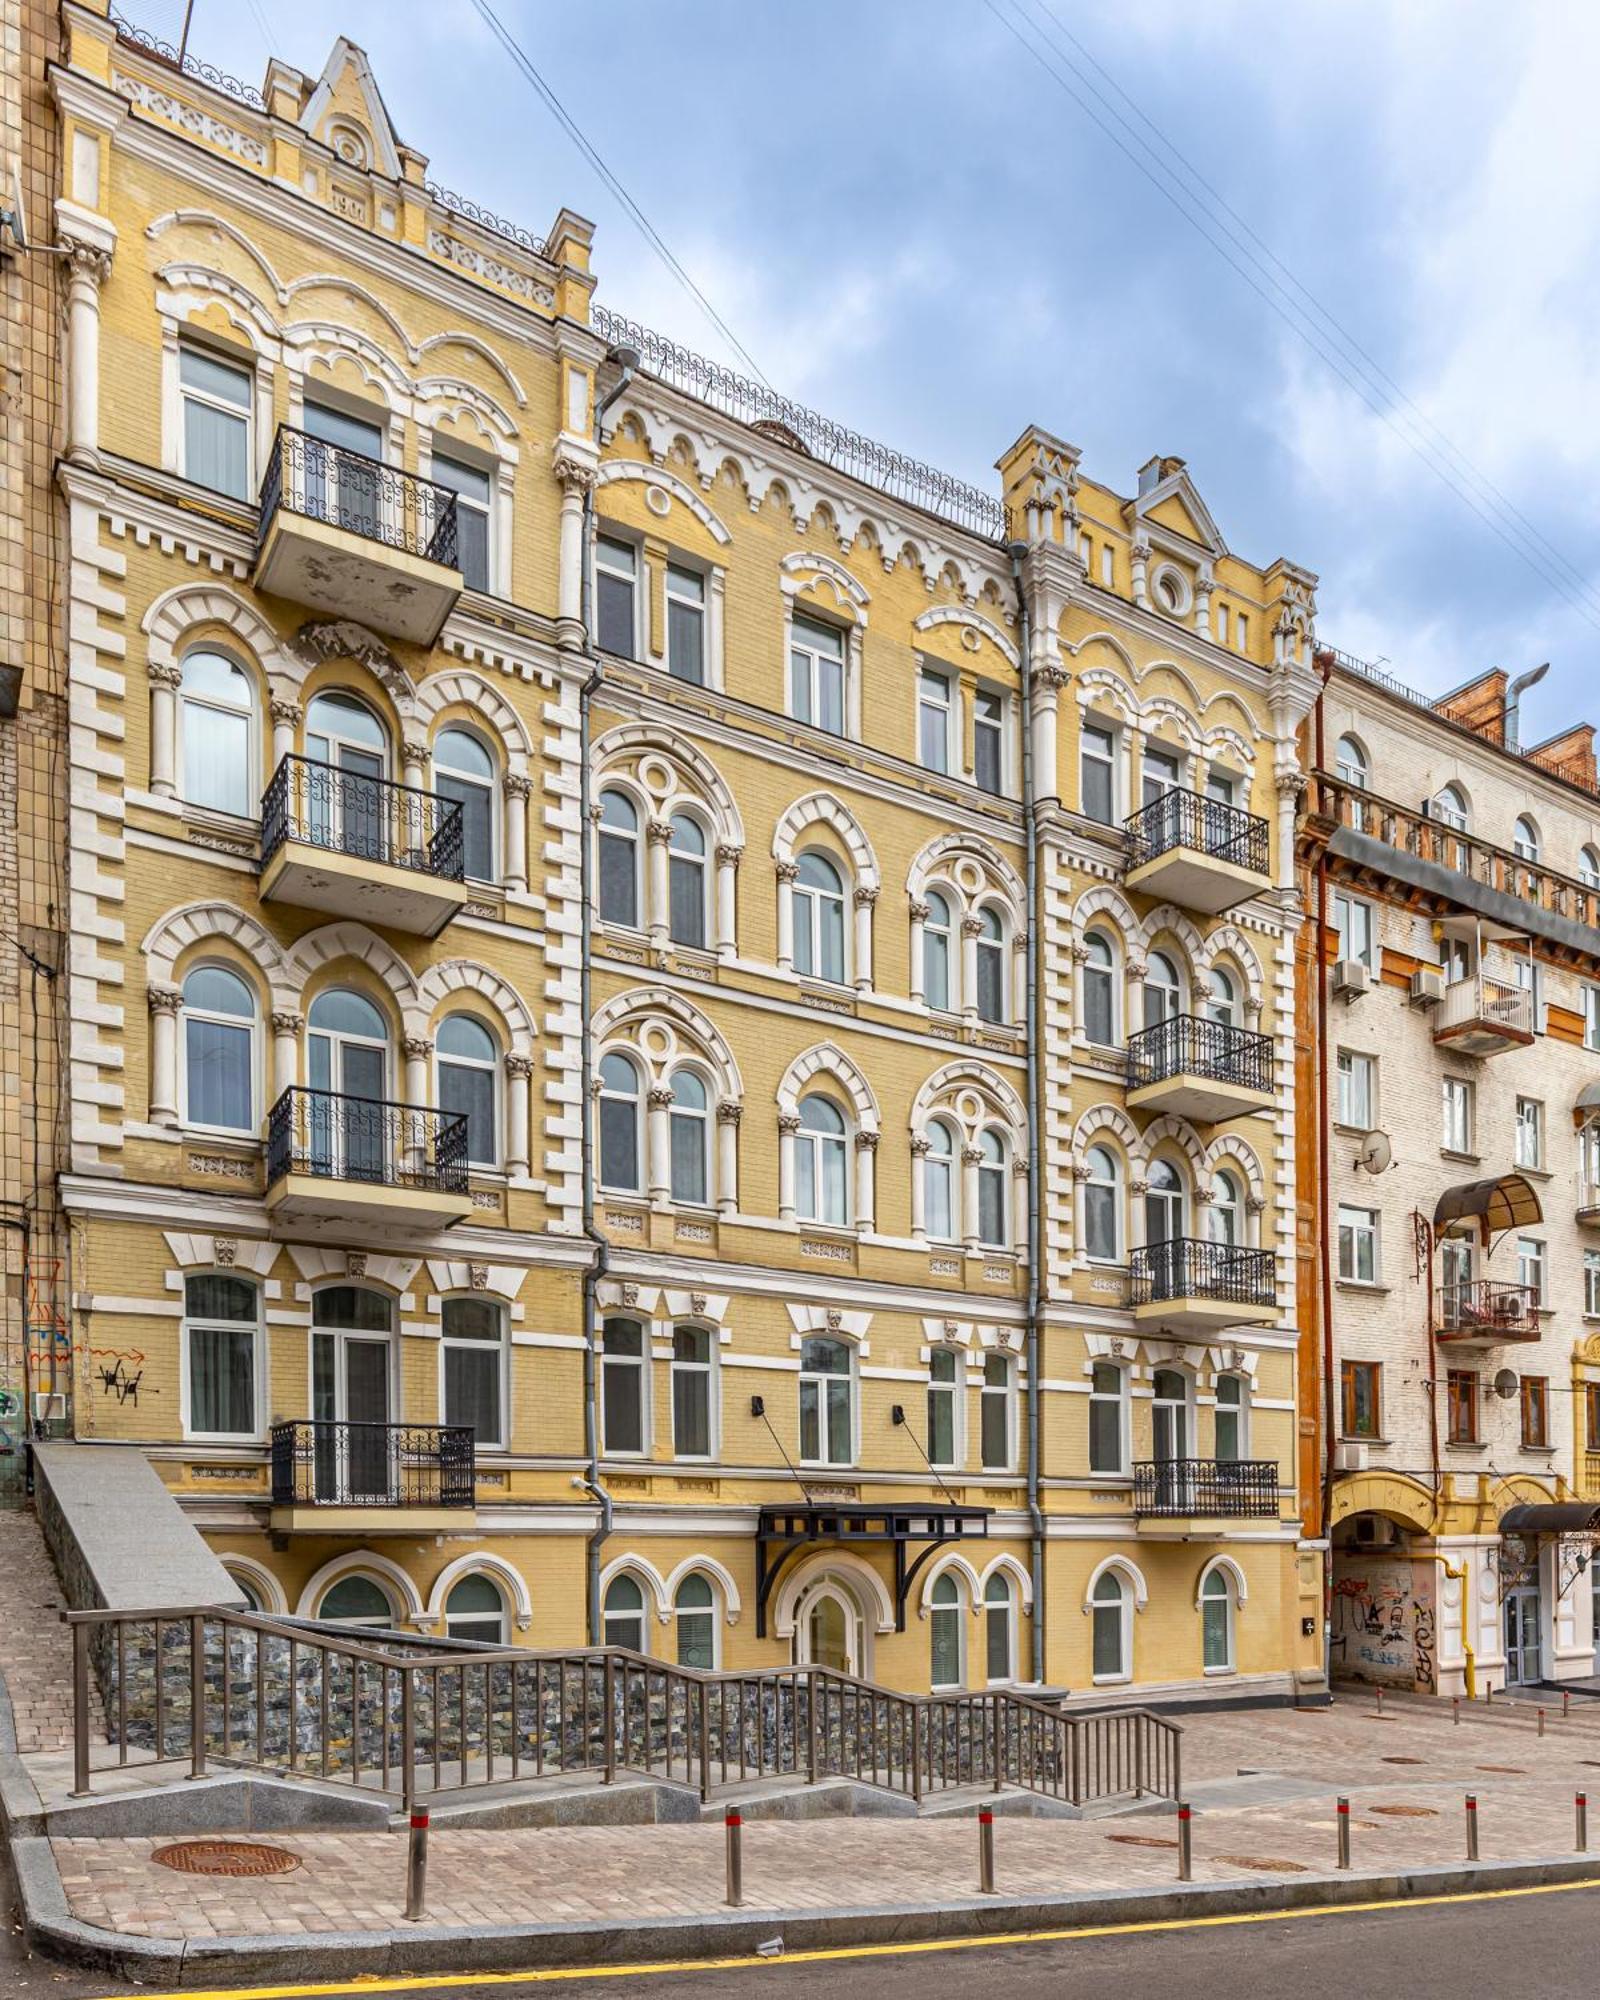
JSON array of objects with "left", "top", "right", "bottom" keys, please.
[
  {"left": 1477, "top": 1765, "right": 1526, "bottom": 1775},
  {"left": 1106, "top": 1833, "right": 1179, "bottom": 1849},
  {"left": 1381, "top": 1756, "right": 1425, "bottom": 1765},
  {"left": 153, "top": 1840, "right": 301, "bottom": 1878},
  {"left": 1216, "top": 1854, "right": 1309, "bottom": 1873},
  {"left": 1371, "top": 1804, "right": 1438, "bottom": 1817}
]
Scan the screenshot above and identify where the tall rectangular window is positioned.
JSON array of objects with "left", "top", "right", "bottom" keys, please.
[
  {"left": 185, "top": 1274, "right": 257, "bottom": 1436},
  {"left": 918, "top": 667, "right": 953, "bottom": 772},
  {"left": 670, "top": 1325, "right": 712, "bottom": 1458},
  {"left": 1442, "top": 1076, "right": 1474, "bottom": 1154},
  {"left": 1088, "top": 1361, "right": 1125, "bottom": 1473},
  {"left": 1520, "top": 1376, "right": 1549, "bottom": 1449},
  {"left": 601, "top": 1318, "right": 645, "bottom": 1455},
  {"left": 790, "top": 615, "right": 845, "bottom": 735},
  {"left": 1080, "top": 722, "right": 1116, "bottom": 824},
  {"left": 1514, "top": 1096, "right": 1543, "bottom": 1170},
  {"left": 1588, "top": 1380, "right": 1600, "bottom": 1449},
  {"left": 1517, "top": 1236, "right": 1546, "bottom": 1305},
  {"left": 595, "top": 537, "right": 637, "bottom": 658},
  {"left": 430, "top": 449, "right": 492, "bottom": 591},
  {"left": 180, "top": 343, "right": 252, "bottom": 499},
  {"left": 441, "top": 1297, "right": 504, "bottom": 1448},
  {"left": 665, "top": 564, "right": 705, "bottom": 683},
  {"left": 1586, "top": 986, "right": 1600, "bottom": 1054},
  {"left": 1446, "top": 1368, "right": 1478, "bottom": 1445},
  {"left": 1587, "top": 1250, "right": 1600, "bottom": 1318},
  {"left": 1331, "top": 892, "right": 1375, "bottom": 968},
  {"left": 973, "top": 689, "right": 1005, "bottom": 795},
  {"left": 1337, "top": 1204, "right": 1378, "bottom": 1284},
  {"left": 1340, "top": 1359, "right": 1380, "bottom": 1438},
  {"left": 927, "top": 1349, "right": 958, "bottom": 1468},
  {"left": 980, "top": 1355, "right": 1011, "bottom": 1471},
  {"left": 1335, "top": 1050, "right": 1374, "bottom": 1129}
]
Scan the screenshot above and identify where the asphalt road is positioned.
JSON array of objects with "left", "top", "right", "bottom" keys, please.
[{"left": 17, "top": 1879, "right": 1600, "bottom": 1999}]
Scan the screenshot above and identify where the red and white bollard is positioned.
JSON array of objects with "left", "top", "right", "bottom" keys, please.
[
  {"left": 1336, "top": 1795, "right": 1351, "bottom": 1870},
  {"left": 404, "top": 1804, "right": 429, "bottom": 1921},
  {"left": 725, "top": 1807, "right": 744, "bottom": 1908},
  {"left": 978, "top": 1806, "right": 995, "bottom": 1894},
  {"left": 1177, "top": 1801, "right": 1192, "bottom": 1881},
  {"left": 1465, "top": 1793, "right": 1479, "bottom": 1862}
]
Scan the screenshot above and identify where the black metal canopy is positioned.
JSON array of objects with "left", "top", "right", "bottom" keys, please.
[
  {"left": 1500, "top": 1502, "right": 1600, "bottom": 1536},
  {"left": 1433, "top": 1172, "right": 1543, "bottom": 1238},
  {"left": 754, "top": 1501, "right": 991, "bottom": 1637}
]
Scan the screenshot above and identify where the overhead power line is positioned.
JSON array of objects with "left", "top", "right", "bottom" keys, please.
[
  {"left": 464, "top": 0, "right": 769, "bottom": 387},
  {"left": 987, "top": 0, "right": 1600, "bottom": 640}
]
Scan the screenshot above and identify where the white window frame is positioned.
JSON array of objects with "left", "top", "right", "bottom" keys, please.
[
  {"left": 178, "top": 962, "right": 260, "bottom": 1138},
  {"left": 979, "top": 1351, "right": 1015, "bottom": 1472},
  {"left": 664, "top": 561, "right": 707, "bottom": 684},
  {"left": 1518, "top": 1236, "right": 1547, "bottom": 1305},
  {"left": 983, "top": 1572, "right": 1016, "bottom": 1685},
  {"left": 595, "top": 534, "right": 639, "bottom": 660},
  {"left": 178, "top": 339, "right": 255, "bottom": 499},
  {"left": 1335, "top": 1049, "right": 1375, "bottom": 1130},
  {"left": 798, "top": 1334, "right": 856, "bottom": 1468},
  {"left": 178, "top": 649, "right": 257, "bottom": 819},
  {"left": 1515, "top": 1096, "right": 1544, "bottom": 1172},
  {"left": 180, "top": 1272, "right": 264, "bottom": 1442},
  {"left": 433, "top": 725, "right": 500, "bottom": 885},
  {"left": 428, "top": 443, "right": 495, "bottom": 595},
  {"left": 927, "top": 1346, "right": 962, "bottom": 1469},
  {"left": 1331, "top": 891, "right": 1376, "bottom": 969},
  {"left": 1442, "top": 1075, "right": 1474, "bottom": 1155},
  {"left": 439, "top": 1295, "right": 508, "bottom": 1451},
  {"left": 600, "top": 1317, "right": 649, "bottom": 1458},
  {"left": 1080, "top": 719, "right": 1118, "bottom": 825},
  {"left": 667, "top": 1066, "right": 713, "bottom": 1208},
  {"left": 973, "top": 685, "right": 1006, "bottom": 796},
  {"left": 1338, "top": 1203, "right": 1379, "bottom": 1285},
  {"left": 795, "top": 1094, "right": 851, "bottom": 1226},
  {"left": 1091, "top": 1571, "right": 1131, "bottom": 1685},
  {"left": 1213, "top": 1374, "right": 1249, "bottom": 1459},
  {"left": 1082, "top": 1146, "right": 1123, "bottom": 1263},
  {"left": 1586, "top": 986, "right": 1600, "bottom": 1053},
  {"left": 1585, "top": 1249, "right": 1600, "bottom": 1318},
  {"left": 929, "top": 1571, "right": 965, "bottom": 1691},
  {"left": 1088, "top": 1360, "right": 1129, "bottom": 1475},
  {"left": 1200, "top": 1570, "right": 1236, "bottom": 1674},
  {"left": 917, "top": 664, "right": 955, "bottom": 774},
  {"left": 789, "top": 613, "right": 847, "bottom": 736},
  {"left": 436, "top": 1014, "right": 501, "bottom": 1171},
  {"left": 597, "top": 1050, "right": 644, "bottom": 1195},
  {"left": 669, "top": 1321, "right": 717, "bottom": 1461}
]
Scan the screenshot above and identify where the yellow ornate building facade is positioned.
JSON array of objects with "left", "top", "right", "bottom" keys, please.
[{"left": 45, "top": 1, "right": 1324, "bottom": 1703}]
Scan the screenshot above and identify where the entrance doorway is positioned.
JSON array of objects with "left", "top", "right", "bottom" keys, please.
[
  {"left": 311, "top": 1286, "right": 394, "bottom": 1502},
  {"left": 1504, "top": 1585, "right": 1542, "bottom": 1686},
  {"left": 793, "top": 1579, "right": 864, "bottom": 1679}
]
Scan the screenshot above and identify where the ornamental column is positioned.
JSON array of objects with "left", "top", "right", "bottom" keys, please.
[
  {"left": 646, "top": 1085, "right": 674, "bottom": 1203},
  {"left": 854, "top": 1130, "right": 878, "bottom": 1232},
  {"left": 147, "top": 986, "right": 182, "bottom": 1126},
  {"left": 505, "top": 1053, "right": 533, "bottom": 1177},
  {"left": 960, "top": 915, "right": 982, "bottom": 1025},
  {"left": 775, "top": 862, "right": 798, "bottom": 971},
  {"left": 1012, "top": 1158, "right": 1031, "bottom": 1260},
  {"left": 961, "top": 1145, "right": 983, "bottom": 1251},
  {"left": 714, "top": 843, "right": 741, "bottom": 958},
  {"left": 852, "top": 885, "right": 877, "bottom": 994},
  {"left": 1029, "top": 664, "right": 1067, "bottom": 802},
  {"left": 908, "top": 899, "right": 930, "bottom": 1005},
  {"left": 1012, "top": 931, "right": 1029, "bottom": 1023},
  {"left": 62, "top": 233, "right": 113, "bottom": 460},
  {"left": 646, "top": 819, "right": 672, "bottom": 951},
  {"left": 777, "top": 1113, "right": 800, "bottom": 1221},
  {"left": 552, "top": 455, "right": 594, "bottom": 649},
  {"left": 271, "top": 1010, "right": 303, "bottom": 1100},
  {"left": 147, "top": 663, "right": 182, "bottom": 797},
  {"left": 270, "top": 699, "right": 302, "bottom": 771},
  {"left": 910, "top": 1134, "right": 931, "bottom": 1241},
  {"left": 716, "top": 1101, "right": 741, "bottom": 1215},
  {"left": 502, "top": 773, "right": 532, "bottom": 892},
  {"left": 403, "top": 1035, "right": 433, "bottom": 1181}
]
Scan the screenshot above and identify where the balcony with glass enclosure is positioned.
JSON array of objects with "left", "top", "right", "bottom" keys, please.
[
  {"left": 268, "top": 1419, "right": 476, "bottom": 1533},
  {"left": 260, "top": 755, "right": 468, "bottom": 937},
  {"left": 1125, "top": 1013, "right": 1274, "bottom": 1123},
  {"left": 1123, "top": 786, "right": 1271, "bottom": 913},
  {"left": 254, "top": 424, "right": 463, "bottom": 644},
  {"left": 1129, "top": 1237, "right": 1277, "bottom": 1332},
  {"left": 265, "top": 1086, "right": 472, "bottom": 1229}
]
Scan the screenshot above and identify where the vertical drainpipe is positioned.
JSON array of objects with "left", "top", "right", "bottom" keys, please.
[
  {"left": 1312, "top": 649, "right": 1337, "bottom": 1688},
  {"left": 581, "top": 347, "right": 637, "bottom": 1645},
  {"left": 1009, "top": 542, "right": 1046, "bottom": 1685}
]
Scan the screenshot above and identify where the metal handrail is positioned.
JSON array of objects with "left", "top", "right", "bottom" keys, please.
[
  {"left": 1125, "top": 1013, "right": 1273, "bottom": 1094},
  {"left": 269, "top": 1420, "right": 476, "bottom": 1508},
  {"left": 1434, "top": 974, "right": 1535, "bottom": 1039},
  {"left": 1131, "top": 1458, "right": 1280, "bottom": 1518},
  {"left": 1436, "top": 1279, "right": 1540, "bottom": 1338},
  {"left": 258, "top": 424, "right": 460, "bottom": 568},
  {"left": 1124, "top": 786, "right": 1270, "bottom": 876},
  {"left": 265, "top": 1086, "right": 469, "bottom": 1195},
  {"left": 1130, "top": 1237, "right": 1276, "bottom": 1309},
  {"left": 261, "top": 753, "right": 465, "bottom": 879}
]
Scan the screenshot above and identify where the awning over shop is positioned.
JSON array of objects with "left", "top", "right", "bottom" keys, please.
[
  {"left": 1433, "top": 1172, "right": 1543, "bottom": 1236},
  {"left": 1499, "top": 1503, "right": 1600, "bottom": 1536},
  {"left": 754, "top": 1502, "right": 990, "bottom": 1637}
]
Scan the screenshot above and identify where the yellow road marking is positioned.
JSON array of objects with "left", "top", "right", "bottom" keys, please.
[{"left": 77, "top": 1871, "right": 1600, "bottom": 2000}]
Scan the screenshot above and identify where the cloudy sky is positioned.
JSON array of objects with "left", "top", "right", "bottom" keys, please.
[{"left": 128, "top": 0, "right": 1600, "bottom": 741}]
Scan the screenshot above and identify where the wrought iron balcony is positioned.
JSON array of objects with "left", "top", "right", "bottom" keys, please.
[
  {"left": 1125, "top": 1013, "right": 1274, "bottom": 1122},
  {"left": 260, "top": 756, "right": 467, "bottom": 935},
  {"left": 1123, "top": 787, "right": 1270, "bottom": 913},
  {"left": 254, "top": 424, "right": 462, "bottom": 643},
  {"left": 265, "top": 1086, "right": 472, "bottom": 1228},
  {"left": 270, "top": 1420, "right": 475, "bottom": 1513},
  {"left": 1130, "top": 1237, "right": 1277, "bottom": 1330},
  {"left": 1431, "top": 975, "right": 1536, "bottom": 1058},
  {"left": 1132, "top": 1458, "right": 1279, "bottom": 1519},
  {"left": 1436, "top": 1279, "right": 1541, "bottom": 1344}
]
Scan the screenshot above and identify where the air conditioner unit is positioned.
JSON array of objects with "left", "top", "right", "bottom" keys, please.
[
  {"left": 1333, "top": 959, "right": 1370, "bottom": 1000},
  {"left": 1354, "top": 1512, "right": 1398, "bottom": 1548},
  {"left": 1333, "top": 1440, "right": 1369, "bottom": 1473},
  {"left": 31, "top": 1391, "right": 64, "bottom": 1423},
  {"left": 1409, "top": 966, "right": 1444, "bottom": 1008}
]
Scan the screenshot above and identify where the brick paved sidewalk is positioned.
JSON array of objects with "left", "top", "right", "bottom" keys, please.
[{"left": 0, "top": 1507, "right": 100, "bottom": 1754}]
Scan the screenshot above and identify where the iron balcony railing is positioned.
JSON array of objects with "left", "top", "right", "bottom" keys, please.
[
  {"left": 1124, "top": 786, "right": 1270, "bottom": 877},
  {"left": 1578, "top": 1177, "right": 1600, "bottom": 1221},
  {"left": 257, "top": 423, "right": 460, "bottom": 569},
  {"left": 261, "top": 755, "right": 465, "bottom": 881},
  {"left": 270, "top": 1420, "right": 475, "bottom": 1510},
  {"left": 1125, "top": 1013, "right": 1273, "bottom": 1095},
  {"left": 1132, "top": 1458, "right": 1279, "bottom": 1518},
  {"left": 266, "top": 1086, "right": 469, "bottom": 1196},
  {"left": 1436, "top": 1279, "right": 1540, "bottom": 1341},
  {"left": 1130, "top": 1237, "right": 1276, "bottom": 1310}
]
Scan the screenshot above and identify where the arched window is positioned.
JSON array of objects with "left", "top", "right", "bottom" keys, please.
[
  {"left": 444, "top": 1574, "right": 507, "bottom": 1645},
  {"left": 1334, "top": 735, "right": 1368, "bottom": 789},
  {"left": 1214, "top": 1373, "right": 1248, "bottom": 1460},
  {"left": 1146, "top": 951, "right": 1182, "bottom": 1028},
  {"left": 1083, "top": 932, "right": 1117, "bottom": 1047},
  {"left": 796, "top": 1094, "right": 849, "bottom": 1225},
  {"left": 980, "top": 1351, "right": 1013, "bottom": 1470},
  {"left": 794, "top": 852, "right": 847, "bottom": 984},
  {"left": 975, "top": 906, "right": 1006, "bottom": 1024},
  {"left": 433, "top": 727, "right": 496, "bottom": 881},
  {"left": 675, "top": 1571, "right": 716, "bottom": 1670},
  {"left": 669, "top": 1069, "right": 711, "bottom": 1205},
  {"left": 598, "top": 1052, "right": 642, "bottom": 1193},
  {"left": 984, "top": 1572, "right": 1015, "bottom": 1683},
  {"left": 977, "top": 1129, "right": 1008, "bottom": 1246},
  {"left": 1145, "top": 1159, "right": 1185, "bottom": 1245},
  {"left": 671, "top": 1324, "right": 713, "bottom": 1458},
  {"left": 925, "top": 1119, "right": 957, "bottom": 1243},
  {"left": 181, "top": 964, "right": 257, "bottom": 1134},
  {"left": 305, "top": 691, "right": 390, "bottom": 862},
  {"left": 1083, "top": 1145, "right": 1121, "bottom": 1262},
  {"left": 1514, "top": 815, "right": 1541, "bottom": 863},
  {"left": 320, "top": 1574, "right": 395, "bottom": 1629},
  {"left": 1582, "top": 846, "right": 1600, "bottom": 890},
  {"left": 1432, "top": 783, "right": 1469, "bottom": 831},
  {"left": 927, "top": 1347, "right": 959, "bottom": 1467},
  {"left": 929, "top": 1572, "right": 963, "bottom": 1689},
  {"left": 601, "top": 1318, "right": 646, "bottom": 1456},
  {"left": 1205, "top": 967, "right": 1238, "bottom": 1029},
  {"left": 1091, "top": 1572, "right": 1128, "bottom": 1680},
  {"left": 603, "top": 1573, "right": 647, "bottom": 1652},
  {"left": 597, "top": 790, "right": 641, "bottom": 928},
  {"left": 437, "top": 1014, "right": 498, "bottom": 1167},
  {"left": 1152, "top": 1367, "right": 1190, "bottom": 1466},
  {"left": 306, "top": 987, "right": 388, "bottom": 1179},
  {"left": 668, "top": 811, "right": 709, "bottom": 948},
  {"left": 1088, "top": 1360, "right": 1127, "bottom": 1474},
  {"left": 184, "top": 1272, "right": 258, "bottom": 1437},
  {"left": 1201, "top": 1569, "right": 1235, "bottom": 1671},
  {"left": 180, "top": 651, "right": 254, "bottom": 815},
  {"left": 227, "top": 1571, "right": 264, "bottom": 1614},
  {"left": 799, "top": 1334, "right": 853, "bottom": 1467},
  {"left": 1209, "top": 1169, "right": 1243, "bottom": 1246},
  {"left": 441, "top": 1296, "right": 505, "bottom": 1449},
  {"left": 924, "top": 890, "right": 954, "bottom": 1012}
]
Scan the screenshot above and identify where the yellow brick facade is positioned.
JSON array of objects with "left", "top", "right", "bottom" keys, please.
[{"left": 44, "top": 1, "right": 1324, "bottom": 1705}]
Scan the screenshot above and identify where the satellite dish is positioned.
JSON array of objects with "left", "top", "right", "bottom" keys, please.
[
  {"left": 1493, "top": 1369, "right": 1519, "bottom": 1401},
  {"left": 1356, "top": 1129, "right": 1393, "bottom": 1174}
]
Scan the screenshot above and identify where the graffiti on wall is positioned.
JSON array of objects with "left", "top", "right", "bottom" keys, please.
[{"left": 1331, "top": 1555, "right": 1437, "bottom": 1690}]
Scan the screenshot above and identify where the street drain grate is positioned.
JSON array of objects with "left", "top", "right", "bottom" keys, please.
[
  {"left": 1381, "top": 1756, "right": 1426, "bottom": 1764},
  {"left": 153, "top": 1840, "right": 301, "bottom": 1878},
  {"left": 1217, "top": 1855, "right": 1309, "bottom": 1873},
  {"left": 1370, "top": 1805, "right": 1438, "bottom": 1817},
  {"left": 1105, "top": 1833, "right": 1179, "bottom": 1849},
  {"left": 1477, "top": 1765, "right": 1526, "bottom": 1775}
]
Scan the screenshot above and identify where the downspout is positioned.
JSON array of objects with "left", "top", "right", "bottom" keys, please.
[
  {"left": 1313, "top": 650, "right": 1337, "bottom": 1688},
  {"left": 581, "top": 345, "right": 638, "bottom": 1644},
  {"left": 1008, "top": 542, "right": 1047, "bottom": 1685}
]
